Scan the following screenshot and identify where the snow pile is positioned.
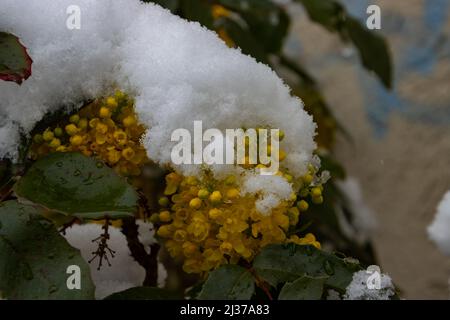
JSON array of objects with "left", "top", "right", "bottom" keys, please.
[
  {"left": 336, "top": 177, "right": 377, "bottom": 244},
  {"left": 0, "top": 0, "right": 317, "bottom": 210},
  {"left": 241, "top": 173, "right": 293, "bottom": 213},
  {"left": 63, "top": 222, "right": 166, "bottom": 299},
  {"left": 344, "top": 269, "right": 395, "bottom": 300},
  {"left": 427, "top": 190, "right": 450, "bottom": 256}
]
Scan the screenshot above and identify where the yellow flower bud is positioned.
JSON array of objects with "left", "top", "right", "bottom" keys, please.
[
  {"left": 48, "top": 138, "right": 61, "bottom": 148},
  {"left": 70, "top": 135, "right": 83, "bottom": 146},
  {"left": 159, "top": 211, "right": 172, "bottom": 222},
  {"left": 209, "top": 191, "right": 222, "bottom": 204},
  {"left": 107, "top": 149, "right": 121, "bottom": 164},
  {"left": 106, "top": 97, "right": 118, "bottom": 109},
  {"left": 279, "top": 149, "right": 287, "bottom": 161},
  {"left": 197, "top": 189, "right": 210, "bottom": 200},
  {"left": 220, "top": 242, "right": 233, "bottom": 254},
  {"left": 174, "top": 229, "right": 187, "bottom": 242},
  {"left": 96, "top": 122, "right": 108, "bottom": 134},
  {"left": 290, "top": 193, "right": 297, "bottom": 202},
  {"left": 99, "top": 106, "right": 111, "bottom": 118},
  {"left": 185, "top": 176, "right": 198, "bottom": 186},
  {"left": 78, "top": 118, "right": 88, "bottom": 130},
  {"left": 33, "top": 134, "right": 43, "bottom": 144},
  {"left": 158, "top": 197, "right": 170, "bottom": 207},
  {"left": 122, "top": 147, "right": 135, "bottom": 160},
  {"left": 54, "top": 127, "right": 63, "bottom": 137},
  {"left": 276, "top": 130, "right": 285, "bottom": 141},
  {"left": 157, "top": 225, "right": 172, "bottom": 238},
  {"left": 123, "top": 115, "right": 136, "bottom": 127},
  {"left": 297, "top": 200, "right": 309, "bottom": 211},
  {"left": 89, "top": 118, "right": 100, "bottom": 128},
  {"left": 65, "top": 124, "right": 78, "bottom": 136},
  {"left": 226, "top": 188, "right": 240, "bottom": 199},
  {"left": 189, "top": 197, "right": 202, "bottom": 209},
  {"left": 303, "top": 174, "right": 313, "bottom": 185},
  {"left": 311, "top": 187, "right": 322, "bottom": 197},
  {"left": 208, "top": 208, "right": 222, "bottom": 219},
  {"left": 224, "top": 175, "right": 236, "bottom": 185},
  {"left": 42, "top": 130, "right": 54, "bottom": 142},
  {"left": 69, "top": 114, "right": 80, "bottom": 124}
]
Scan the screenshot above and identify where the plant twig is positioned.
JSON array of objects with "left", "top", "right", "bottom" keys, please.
[
  {"left": 89, "top": 218, "right": 116, "bottom": 270},
  {"left": 121, "top": 217, "right": 160, "bottom": 286}
]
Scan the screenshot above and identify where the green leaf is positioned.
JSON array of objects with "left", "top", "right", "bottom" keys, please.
[
  {"left": 0, "top": 32, "right": 32, "bottom": 84},
  {"left": 198, "top": 265, "right": 255, "bottom": 300},
  {"left": 14, "top": 152, "right": 138, "bottom": 220},
  {"left": 297, "top": 0, "right": 345, "bottom": 31},
  {"left": 278, "top": 275, "right": 327, "bottom": 300},
  {"left": 345, "top": 17, "right": 392, "bottom": 88},
  {"left": 0, "top": 201, "right": 95, "bottom": 299},
  {"left": 296, "top": 0, "right": 392, "bottom": 88},
  {"left": 253, "top": 244, "right": 361, "bottom": 292},
  {"left": 181, "top": 0, "right": 214, "bottom": 29},
  {"left": 104, "top": 287, "right": 180, "bottom": 300},
  {"left": 218, "top": 0, "right": 290, "bottom": 54},
  {"left": 218, "top": 18, "right": 268, "bottom": 63}
]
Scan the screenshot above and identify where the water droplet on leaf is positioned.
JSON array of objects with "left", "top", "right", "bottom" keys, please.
[
  {"left": 48, "top": 285, "right": 58, "bottom": 294},
  {"left": 21, "top": 262, "right": 33, "bottom": 280},
  {"left": 324, "top": 260, "right": 335, "bottom": 275}
]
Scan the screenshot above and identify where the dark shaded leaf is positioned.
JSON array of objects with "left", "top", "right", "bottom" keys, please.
[
  {"left": 218, "top": 0, "right": 290, "bottom": 54},
  {"left": 14, "top": 152, "right": 138, "bottom": 220},
  {"left": 345, "top": 17, "right": 392, "bottom": 88},
  {"left": 0, "top": 201, "right": 95, "bottom": 299},
  {"left": 218, "top": 18, "right": 268, "bottom": 63},
  {"left": 253, "top": 244, "right": 361, "bottom": 292},
  {"left": 278, "top": 275, "right": 327, "bottom": 300},
  {"left": 181, "top": 0, "right": 214, "bottom": 29},
  {"left": 198, "top": 265, "right": 255, "bottom": 300},
  {"left": 296, "top": 0, "right": 392, "bottom": 88}
]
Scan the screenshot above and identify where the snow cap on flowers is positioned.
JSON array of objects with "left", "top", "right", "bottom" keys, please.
[
  {"left": 0, "top": 0, "right": 317, "bottom": 211},
  {"left": 344, "top": 269, "right": 395, "bottom": 300}
]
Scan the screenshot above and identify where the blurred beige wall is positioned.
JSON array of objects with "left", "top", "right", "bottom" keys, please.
[{"left": 287, "top": 0, "right": 450, "bottom": 299}]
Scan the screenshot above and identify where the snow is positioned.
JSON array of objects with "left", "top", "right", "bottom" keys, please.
[
  {"left": 427, "top": 190, "right": 450, "bottom": 256},
  {"left": 335, "top": 177, "right": 377, "bottom": 244},
  {"left": 241, "top": 173, "right": 293, "bottom": 214},
  {"left": 344, "top": 269, "right": 395, "bottom": 300},
  {"left": 0, "top": 0, "right": 317, "bottom": 184},
  {"left": 63, "top": 222, "right": 166, "bottom": 299}
]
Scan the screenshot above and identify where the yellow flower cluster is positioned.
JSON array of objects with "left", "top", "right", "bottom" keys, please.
[
  {"left": 153, "top": 130, "right": 324, "bottom": 274},
  {"left": 29, "top": 91, "right": 149, "bottom": 177}
]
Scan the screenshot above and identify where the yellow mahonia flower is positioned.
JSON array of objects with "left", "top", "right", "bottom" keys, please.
[
  {"left": 154, "top": 148, "right": 326, "bottom": 274},
  {"left": 29, "top": 90, "right": 149, "bottom": 177}
]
